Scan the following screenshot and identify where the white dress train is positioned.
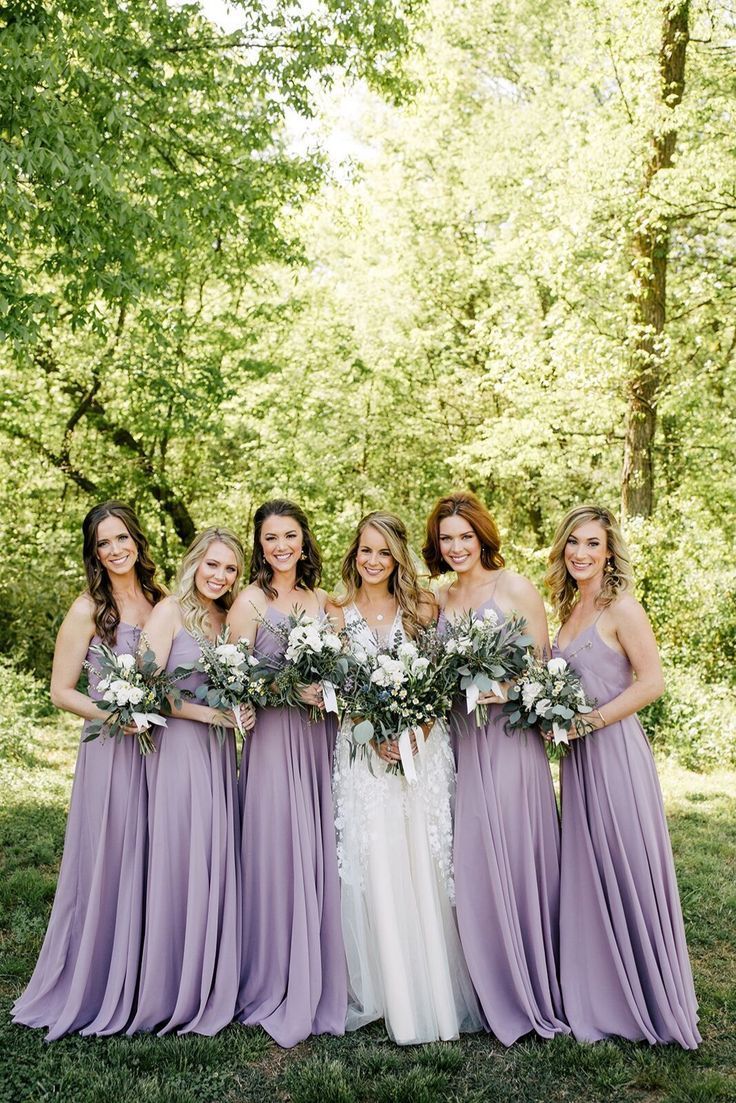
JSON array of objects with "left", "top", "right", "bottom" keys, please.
[{"left": 333, "top": 605, "right": 481, "bottom": 1045}]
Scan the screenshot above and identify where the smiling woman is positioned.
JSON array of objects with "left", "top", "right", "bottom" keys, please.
[
  {"left": 228, "top": 499, "right": 347, "bottom": 1049},
  {"left": 127, "top": 526, "right": 253, "bottom": 1037},
  {"left": 12, "top": 501, "right": 165, "bottom": 1040}
]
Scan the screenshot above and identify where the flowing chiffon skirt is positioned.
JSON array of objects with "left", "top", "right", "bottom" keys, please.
[
  {"left": 557, "top": 627, "right": 700, "bottom": 1048},
  {"left": 237, "top": 703, "right": 347, "bottom": 1048},
  {"left": 127, "top": 630, "right": 241, "bottom": 1037},
  {"left": 12, "top": 624, "right": 147, "bottom": 1040}
]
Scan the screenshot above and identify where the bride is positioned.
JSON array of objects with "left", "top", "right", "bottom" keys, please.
[{"left": 327, "top": 511, "right": 481, "bottom": 1045}]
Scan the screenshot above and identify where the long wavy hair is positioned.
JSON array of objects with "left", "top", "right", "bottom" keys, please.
[
  {"left": 174, "top": 527, "right": 245, "bottom": 638},
  {"left": 422, "top": 491, "right": 505, "bottom": 577},
  {"left": 249, "top": 499, "right": 322, "bottom": 598},
  {"left": 545, "top": 505, "right": 634, "bottom": 625},
  {"left": 333, "top": 511, "right": 433, "bottom": 639},
  {"left": 82, "top": 501, "right": 165, "bottom": 645}
]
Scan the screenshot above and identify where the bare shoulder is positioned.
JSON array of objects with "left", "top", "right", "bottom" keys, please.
[
  {"left": 232, "top": 583, "right": 267, "bottom": 615},
  {"left": 146, "top": 595, "right": 183, "bottom": 628},
  {"left": 499, "top": 569, "right": 542, "bottom": 605},
  {"left": 324, "top": 599, "right": 345, "bottom": 628},
  {"left": 608, "top": 592, "right": 650, "bottom": 630},
  {"left": 62, "top": 593, "right": 97, "bottom": 634}
]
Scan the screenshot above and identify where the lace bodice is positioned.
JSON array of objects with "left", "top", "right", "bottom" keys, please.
[{"left": 333, "top": 603, "right": 456, "bottom": 899}]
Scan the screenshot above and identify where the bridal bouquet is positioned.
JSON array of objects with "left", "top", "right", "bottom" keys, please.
[
  {"left": 263, "top": 610, "right": 353, "bottom": 721},
  {"left": 444, "top": 608, "right": 534, "bottom": 727},
  {"left": 343, "top": 628, "right": 453, "bottom": 778},
  {"left": 179, "top": 629, "right": 275, "bottom": 744},
  {"left": 503, "top": 654, "right": 596, "bottom": 761},
  {"left": 84, "top": 642, "right": 185, "bottom": 755}
]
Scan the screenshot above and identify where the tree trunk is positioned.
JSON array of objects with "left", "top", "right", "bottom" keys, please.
[{"left": 621, "top": 1, "right": 689, "bottom": 519}]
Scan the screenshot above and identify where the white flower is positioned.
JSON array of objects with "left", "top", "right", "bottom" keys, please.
[
  {"left": 322, "top": 633, "right": 342, "bottom": 653},
  {"left": 482, "top": 608, "right": 499, "bottom": 625},
  {"left": 521, "top": 681, "right": 544, "bottom": 708},
  {"left": 352, "top": 644, "right": 368, "bottom": 665},
  {"left": 534, "top": 697, "right": 552, "bottom": 718},
  {"left": 117, "top": 653, "right": 136, "bottom": 672},
  {"left": 445, "top": 639, "right": 459, "bottom": 655},
  {"left": 215, "top": 643, "right": 243, "bottom": 667},
  {"left": 553, "top": 679, "right": 565, "bottom": 695},
  {"left": 398, "top": 641, "right": 419, "bottom": 662},
  {"left": 547, "top": 657, "right": 568, "bottom": 676},
  {"left": 411, "top": 657, "right": 430, "bottom": 678},
  {"left": 127, "top": 686, "right": 145, "bottom": 706},
  {"left": 371, "top": 655, "right": 406, "bottom": 687}
]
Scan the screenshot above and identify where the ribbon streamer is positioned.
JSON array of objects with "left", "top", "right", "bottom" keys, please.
[
  {"left": 552, "top": 721, "right": 569, "bottom": 746},
  {"left": 131, "top": 712, "right": 168, "bottom": 731},
  {"left": 322, "top": 680, "right": 338, "bottom": 715},
  {"left": 398, "top": 724, "right": 426, "bottom": 784}
]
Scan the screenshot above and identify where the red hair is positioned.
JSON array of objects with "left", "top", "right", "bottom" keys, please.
[{"left": 423, "top": 491, "right": 505, "bottom": 577}]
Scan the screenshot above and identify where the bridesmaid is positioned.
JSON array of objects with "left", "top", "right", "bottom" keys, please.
[
  {"left": 547, "top": 505, "right": 700, "bottom": 1048},
  {"left": 127, "top": 526, "right": 251, "bottom": 1036},
  {"left": 423, "top": 491, "right": 569, "bottom": 1045},
  {"left": 228, "top": 499, "right": 347, "bottom": 1048},
  {"left": 12, "top": 501, "right": 165, "bottom": 1039}
]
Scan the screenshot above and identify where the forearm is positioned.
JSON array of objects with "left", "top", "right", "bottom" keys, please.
[
  {"left": 51, "top": 687, "right": 111, "bottom": 724},
  {"left": 593, "top": 678, "right": 663, "bottom": 729},
  {"left": 171, "top": 698, "right": 222, "bottom": 725}
]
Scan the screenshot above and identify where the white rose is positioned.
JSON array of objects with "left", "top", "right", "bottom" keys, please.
[
  {"left": 547, "top": 657, "right": 568, "bottom": 676},
  {"left": 411, "top": 657, "right": 430, "bottom": 677},
  {"left": 352, "top": 645, "right": 368, "bottom": 665},
  {"left": 117, "top": 653, "right": 136, "bottom": 672},
  {"left": 521, "top": 681, "right": 544, "bottom": 709},
  {"left": 370, "top": 668, "right": 389, "bottom": 686},
  {"left": 127, "top": 686, "right": 145, "bottom": 705},
  {"left": 217, "top": 644, "right": 244, "bottom": 668},
  {"left": 535, "top": 697, "right": 552, "bottom": 718},
  {"left": 445, "top": 640, "right": 459, "bottom": 655},
  {"left": 322, "top": 634, "right": 342, "bottom": 652},
  {"left": 397, "top": 641, "right": 419, "bottom": 662}
]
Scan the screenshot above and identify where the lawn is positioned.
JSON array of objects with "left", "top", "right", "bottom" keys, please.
[{"left": 1, "top": 715, "right": 734, "bottom": 1103}]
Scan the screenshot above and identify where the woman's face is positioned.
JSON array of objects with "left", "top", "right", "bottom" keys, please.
[
  {"left": 355, "top": 524, "right": 396, "bottom": 587},
  {"left": 564, "top": 520, "right": 609, "bottom": 585},
  {"left": 194, "top": 540, "right": 239, "bottom": 602},
  {"left": 438, "top": 514, "right": 482, "bottom": 574},
  {"left": 96, "top": 515, "right": 138, "bottom": 577},
  {"left": 260, "top": 513, "right": 304, "bottom": 576}
]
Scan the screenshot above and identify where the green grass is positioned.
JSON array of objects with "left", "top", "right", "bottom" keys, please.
[{"left": 1, "top": 718, "right": 734, "bottom": 1103}]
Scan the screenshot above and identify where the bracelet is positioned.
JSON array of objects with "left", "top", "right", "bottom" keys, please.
[{"left": 595, "top": 708, "right": 607, "bottom": 728}]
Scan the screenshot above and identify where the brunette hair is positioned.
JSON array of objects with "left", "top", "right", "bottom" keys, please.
[
  {"left": 173, "top": 527, "right": 245, "bottom": 638},
  {"left": 422, "top": 491, "right": 505, "bottom": 577},
  {"left": 82, "top": 501, "right": 165, "bottom": 645},
  {"left": 545, "top": 504, "right": 634, "bottom": 624},
  {"left": 333, "top": 511, "right": 433, "bottom": 639},
  {"left": 249, "top": 499, "right": 322, "bottom": 598}
]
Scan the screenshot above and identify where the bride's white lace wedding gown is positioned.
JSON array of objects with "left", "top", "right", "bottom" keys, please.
[{"left": 332, "top": 605, "right": 481, "bottom": 1044}]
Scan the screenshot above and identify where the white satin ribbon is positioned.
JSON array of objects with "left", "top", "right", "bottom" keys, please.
[
  {"left": 398, "top": 724, "right": 426, "bottom": 784},
  {"left": 321, "top": 679, "right": 338, "bottom": 715},
  {"left": 552, "top": 721, "right": 569, "bottom": 746},
  {"left": 131, "top": 712, "right": 167, "bottom": 731},
  {"left": 466, "top": 680, "right": 504, "bottom": 714}
]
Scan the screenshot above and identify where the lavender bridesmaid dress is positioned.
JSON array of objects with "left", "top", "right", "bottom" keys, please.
[
  {"left": 237, "top": 606, "right": 347, "bottom": 1048},
  {"left": 12, "top": 624, "right": 147, "bottom": 1040},
  {"left": 555, "top": 622, "right": 700, "bottom": 1048},
  {"left": 444, "top": 598, "right": 569, "bottom": 1045},
  {"left": 127, "top": 629, "right": 241, "bottom": 1036}
]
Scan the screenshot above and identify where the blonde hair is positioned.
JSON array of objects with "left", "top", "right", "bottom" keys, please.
[
  {"left": 545, "top": 505, "right": 634, "bottom": 624},
  {"left": 174, "top": 527, "right": 245, "bottom": 638},
  {"left": 334, "top": 511, "right": 433, "bottom": 639}
]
